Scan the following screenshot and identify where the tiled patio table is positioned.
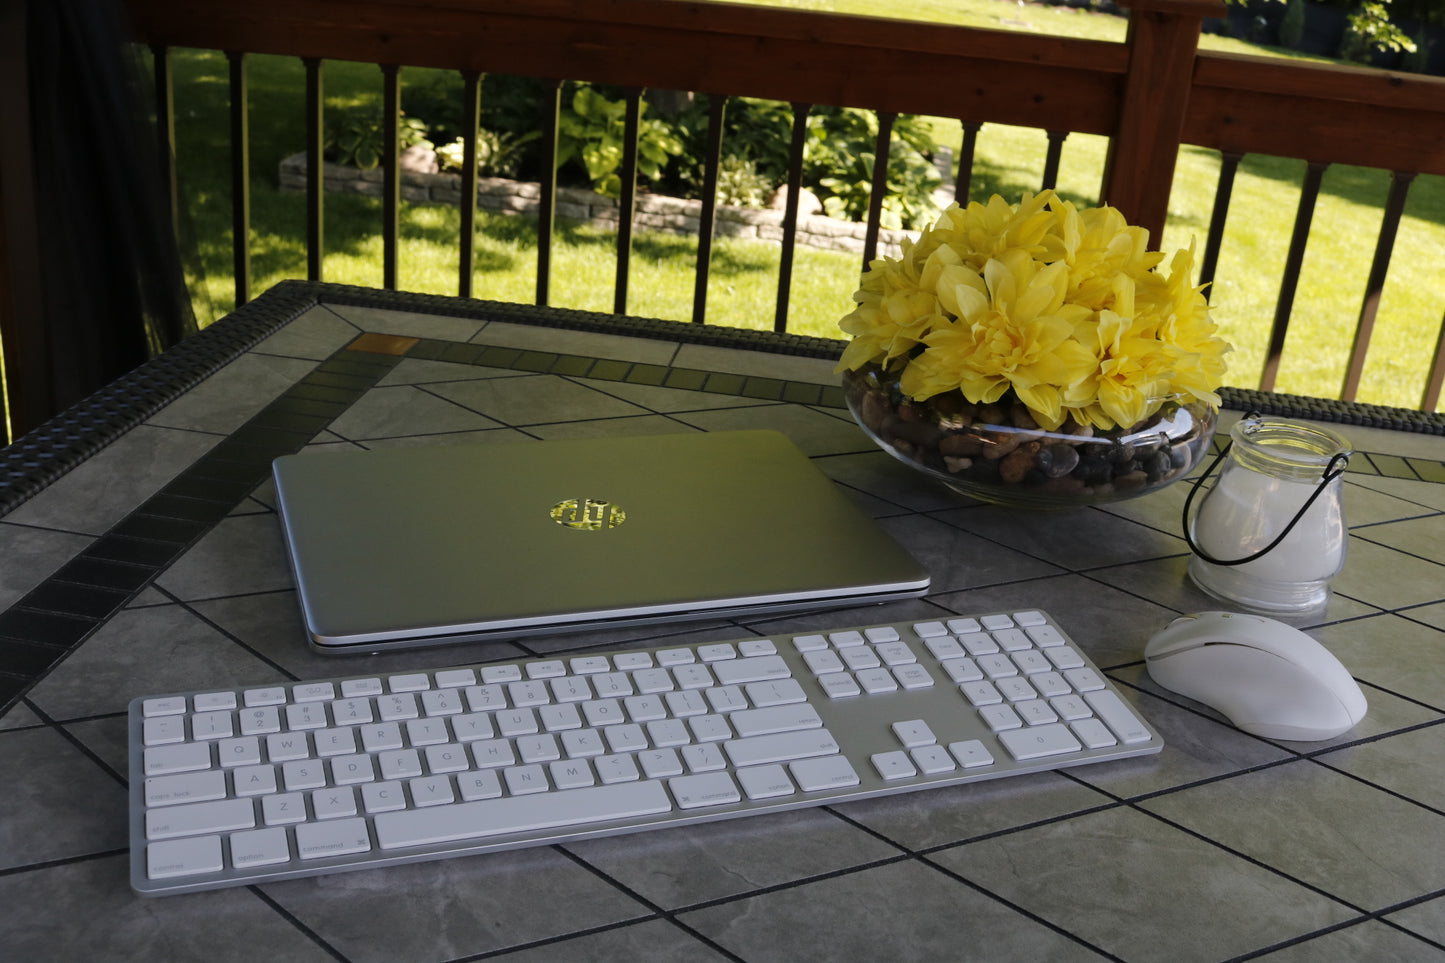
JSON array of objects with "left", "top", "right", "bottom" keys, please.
[{"left": 2, "top": 281, "right": 1444, "bottom": 961}]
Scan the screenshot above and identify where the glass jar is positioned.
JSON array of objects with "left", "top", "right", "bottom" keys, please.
[{"left": 1186, "top": 416, "right": 1351, "bottom": 615}]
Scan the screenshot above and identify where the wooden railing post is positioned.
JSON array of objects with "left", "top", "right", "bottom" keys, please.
[
  {"left": 0, "top": 0, "right": 47, "bottom": 442},
  {"left": 1102, "top": 0, "right": 1225, "bottom": 244}
]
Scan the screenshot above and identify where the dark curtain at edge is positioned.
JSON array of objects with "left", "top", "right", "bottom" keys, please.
[{"left": 25, "top": 0, "right": 198, "bottom": 416}]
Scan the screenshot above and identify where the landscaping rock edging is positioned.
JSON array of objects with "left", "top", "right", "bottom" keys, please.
[{"left": 278, "top": 152, "right": 914, "bottom": 259}]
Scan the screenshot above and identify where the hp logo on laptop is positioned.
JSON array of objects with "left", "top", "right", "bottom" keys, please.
[{"left": 550, "top": 498, "right": 627, "bottom": 531}]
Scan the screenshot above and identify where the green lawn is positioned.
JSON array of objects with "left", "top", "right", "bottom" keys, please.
[{"left": 166, "top": 0, "right": 1445, "bottom": 412}]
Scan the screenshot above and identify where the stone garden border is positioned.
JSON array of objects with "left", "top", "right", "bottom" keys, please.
[{"left": 278, "top": 152, "right": 915, "bottom": 259}]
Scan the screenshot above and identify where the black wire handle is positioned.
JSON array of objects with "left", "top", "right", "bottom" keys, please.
[{"left": 1181, "top": 426, "right": 1351, "bottom": 568}]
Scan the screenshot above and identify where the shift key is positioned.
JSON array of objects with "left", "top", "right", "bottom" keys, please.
[{"left": 723, "top": 729, "right": 839, "bottom": 767}]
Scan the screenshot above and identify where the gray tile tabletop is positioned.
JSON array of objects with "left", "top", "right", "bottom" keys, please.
[{"left": 3, "top": 283, "right": 1444, "bottom": 962}]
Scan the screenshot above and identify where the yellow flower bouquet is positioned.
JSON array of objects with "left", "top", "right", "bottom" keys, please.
[{"left": 837, "top": 190, "right": 1231, "bottom": 508}]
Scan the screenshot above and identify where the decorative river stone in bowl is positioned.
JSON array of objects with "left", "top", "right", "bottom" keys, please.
[{"left": 842, "top": 366, "right": 1217, "bottom": 509}]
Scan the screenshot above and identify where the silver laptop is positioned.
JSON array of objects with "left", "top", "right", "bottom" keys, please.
[{"left": 272, "top": 430, "right": 930, "bottom": 653}]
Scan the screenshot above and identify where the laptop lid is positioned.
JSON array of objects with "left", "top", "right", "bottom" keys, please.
[{"left": 272, "top": 430, "right": 929, "bottom": 653}]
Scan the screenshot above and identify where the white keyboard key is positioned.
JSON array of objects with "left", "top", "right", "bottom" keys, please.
[
  {"left": 375, "top": 781, "right": 673, "bottom": 848},
  {"left": 941, "top": 658, "right": 983, "bottom": 684},
  {"left": 639, "top": 748, "right": 684, "bottom": 779},
  {"left": 1072, "top": 718, "right": 1118, "bottom": 749},
  {"left": 632, "top": 668, "right": 674, "bottom": 694},
  {"left": 911, "top": 745, "right": 957, "bottom": 775},
  {"left": 980, "top": 704, "right": 1023, "bottom": 731},
  {"left": 911, "top": 621, "right": 948, "bottom": 638},
  {"left": 994, "top": 629, "right": 1033, "bottom": 652},
  {"left": 745, "top": 678, "right": 807, "bottom": 707},
  {"left": 1085, "top": 690, "right": 1154, "bottom": 744},
  {"left": 819, "top": 673, "right": 861, "bottom": 699},
  {"left": 949, "top": 739, "right": 995, "bottom": 769},
  {"left": 143, "top": 716, "right": 186, "bottom": 746},
  {"left": 671, "top": 772, "right": 740, "bottom": 809},
  {"left": 947, "top": 618, "right": 982, "bottom": 635},
  {"left": 738, "top": 640, "right": 777, "bottom": 657},
  {"left": 193, "top": 692, "right": 237, "bottom": 711},
  {"left": 596, "top": 754, "right": 642, "bottom": 784},
  {"left": 147, "top": 835, "right": 222, "bottom": 879},
  {"left": 339, "top": 679, "right": 383, "bottom": 699},
  {"left": 981, "top": 614, "right": 1015, "bottom": 631},
  {"left": 296, "top": 818, "right": 371, "bottom": 859},
  {"left": 421, "top": 689, "right": 464, "bottom": 716},
  {"left": 704, "top": 685, "right": 748, "bottom": 713},
  {"left": 312, "top": 786, "right": 359, "bottom": 819},
  {"left": 871, "top": 750, "right": 916, "bottom": 780},
  {"left": 656, "top": 648, "right": 695, "bottom": 666},
  {"left": 262, "top": 792, "right": 307, "bottom": 825},
  {"left": 875, "top": 642, "right": 916, "bottom": 666},
  {"left": 145, "top": 770, "right": 227, "bottom": 807},
  {"left": 244, "top": 687, "right": 289, "bottom": 706},
  {"left": 363, "top": 782, "right": 408, "bottom": 814},
  {"left": 230, "top": 827, "right": 290, "bottom": 869},
  {"left": 681, "top": 742, "right": 727, "bottom": 772},
  {"left": 673, "top": 664, "right": 715, "bottom": 690},
  {"left": 790, "top": 755, "right": 860, "bottom": 791},
  {"left": 960, "top": 681, "right": 1002, "bottom": 707},
  {"left": 1065, "top": 667, "right": 1106, "bottom": 692},
  {"left": 480, "top": 664, "right": 522, "bottom": 684},
  {"left": 894, "top": 664, "right": 935, "bottom": 690},
  {"left": 408, "top": 777, "right": 455, "bottom": 807},
  {"left": 855, "top": 668, "right": 898, "bottom": 694},
  {"left": 504, "top": 765, "right": 549, "bottom": 795},
  {"left": 456, "top": 771, "right": 503, "bottom": 802},
  {"left": 591, "top": 672, "right": 633, "bottom": 697},
  {"left": 960, "top": 632, "right": 999, "bottom": 656},
  {"left": 864, "top": 626, "right": 900, "bottom": 644},
  {"left": 998, "top": 724, "right": 1083, "bottom": 761},
  {"left": 143, "top": 696, "right": 187, "bottom": 717},
  {"left": 189, "top": 711, "right": 234, "bottom": 740},
  {"left": 1014, "top": 610, "right": 1047, "bottom": 627},
  {"left": 526, "top": 660, "right": 565, "bottom": 679},
  {"left": 1049, "top": 648, "right": 1088, "bottom": 671},
  {"left": 712, "top": 655, "right": 791, "bottom": 685},
  {"left": 569, "top": 656, "right": 611, "bottom": 674},
  {"left": 144, "top": 742, "right": 212, "bottom": 776},
  {"left": 722, "top": 729, "right": 840, "bottom": 768},
  {"left": 730, "top": 704, "right": 822, "bottom": 738},
  {"left": 293, "top": 683, "right": 335, "bottom": 703},
  {"left": 737, "top": 764, "right": 795, "bottom": 800},
  {"left": 891, "top": 719, "right": 936, "bottom": 748},
  {"left": 435, "top": 669, "right": 477, "bottom": 688},
  {"left": 697, "top": 643, "right": 737, "bottom": 662},
  {"left": 830, "top": 631, "right": 866, "bottom": 648},
  {"left": 331, "top": 754, "right": 377, "bottom": 785},
  {"left": 550, "top": 758, "right": 596, "bottom": 790},
  {"left": 841, "top": 647, "right": 881, "bottom": 671},
  {"left": 803, "top": 650, "right": 846, "bottom": 675},
  {"left": 613, "top": 652, "right": 653, "bottom": 670},
  {"left": 1026, "top": 624, "right": 1066, "bottom": 646},
  {"left": 233, "top": 765, "right": 278, "bottom": 797},
  {"left": 389, "top": 673, "right": 430, "bottom": 692},
  {"left": 146, "top": 798, "right": 255, "bottom": 840},
  {"left": 792, "top": 634, "right": 828, "bottom": 652}
]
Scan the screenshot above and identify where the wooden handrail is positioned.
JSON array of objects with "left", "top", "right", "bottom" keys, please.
[{"left": 5, "top": 0, "right": 1445, "bottom": 442}]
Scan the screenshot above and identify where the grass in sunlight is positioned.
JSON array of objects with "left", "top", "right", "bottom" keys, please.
[{"left": 164, "top": 0, "right": 1445, "bottom": 413}]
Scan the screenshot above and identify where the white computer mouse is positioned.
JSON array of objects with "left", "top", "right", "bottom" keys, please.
[{"left": 1144, "top": 611, "right": 1367, "bottom": 741}]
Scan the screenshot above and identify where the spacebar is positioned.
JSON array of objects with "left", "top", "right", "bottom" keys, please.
[{"left": 374, "top": 781, "right": 674, "bottom": 850}]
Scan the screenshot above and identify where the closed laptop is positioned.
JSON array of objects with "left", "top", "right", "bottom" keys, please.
[{"left": 272, "top": 430, "right": 929, "bottom": 653}]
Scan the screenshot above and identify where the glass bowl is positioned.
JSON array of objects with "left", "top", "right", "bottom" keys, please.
[{"left": 842, "top": 366, "right": 1217, "bottom": 510}]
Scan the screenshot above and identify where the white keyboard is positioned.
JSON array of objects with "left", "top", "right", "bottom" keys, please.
[{"left": 128, "top": 610, "right": 1162, "bottom": 895}]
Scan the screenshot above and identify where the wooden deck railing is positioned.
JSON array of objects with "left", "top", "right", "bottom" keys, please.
[{"left": 3, "top": 0, "right": 1445, "bottom": 443}]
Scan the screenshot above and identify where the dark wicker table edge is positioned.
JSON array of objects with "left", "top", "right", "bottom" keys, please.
[{"left": 2, "top": 281, "right": 1441, "bottom": 516}]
